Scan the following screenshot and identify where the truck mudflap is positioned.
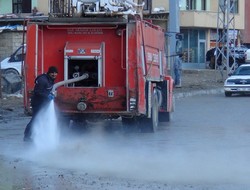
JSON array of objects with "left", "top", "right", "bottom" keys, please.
[
  {"left": 156, "top": 76, "right": 174, "bottom": 123},
  {"left": 164, "top": 76, "right": 174, "bottom": 112},
  {"left": 157, "top": 76, "right": 174, "bottom": 112}
]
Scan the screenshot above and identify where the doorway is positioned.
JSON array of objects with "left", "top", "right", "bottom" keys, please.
[{"left": 198, "top": 40, "right": 206, "bottom": 64}]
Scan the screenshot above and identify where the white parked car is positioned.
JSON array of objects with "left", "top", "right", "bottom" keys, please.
[
  {"left": 244, "top": 48, "right": 250, "bottom": 63},
  {"left": 224, "top": 64, "right": 250, "bottom": 97},
  {"left": 0, "top": 44, "right": 26, "bottom": 76}
]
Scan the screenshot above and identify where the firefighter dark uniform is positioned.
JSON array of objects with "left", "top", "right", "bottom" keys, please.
[{"left": 23, "top": 66, "right": 58, "bottom": 141}]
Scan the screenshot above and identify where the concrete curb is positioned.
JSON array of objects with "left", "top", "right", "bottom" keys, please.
[{"left": 174, "top": 88, "right": 224, "bottom": 99}]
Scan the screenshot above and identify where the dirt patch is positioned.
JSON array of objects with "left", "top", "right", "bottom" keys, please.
[
  {"left": 174, "top": 69, "right": 226, "bottom": 94},
  {"left": 0, "top": 94, "right": 25, "bottom": 122}
]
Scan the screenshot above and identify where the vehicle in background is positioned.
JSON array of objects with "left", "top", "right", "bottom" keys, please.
[
  {"left": 245, "top": 49, "right": 250, "bottom": 63},
  {"left": 206, "top": 46, "right": 246, "bottom": 69},
  {"left": 0, "top": 44, "right": 26, "bottom": 76},
  {"left": 206, "top": 47, "right": 234, "bottom": 69},
  {"left": 224, "top": 64, "right": 250, "bottom": 97},
  {"left": 232, "top": 46, "right": 247, "bottom": 65}
]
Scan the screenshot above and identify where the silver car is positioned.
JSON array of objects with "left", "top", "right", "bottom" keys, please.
[{"left": 224, "top": 64, "right": 250, "bottom": 97}]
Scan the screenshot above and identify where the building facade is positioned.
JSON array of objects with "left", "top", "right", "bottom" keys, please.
[
  {"left": 241, "top": 0, "right": 250, "bottom": 47},
  {"left": 179, "top": 0, "right": 245, "bottom": 68},
  {"left": 0, "top": 0, "right": 247, "bottom": 69},
  {"left": 154, "top": 0, "right": 245, "bottom": 68}
]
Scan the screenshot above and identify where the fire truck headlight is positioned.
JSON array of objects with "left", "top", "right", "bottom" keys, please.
[
  {"left": 129, "top": 98, "right": 136, "bottom": 110},
  {"left": 77, "top": 102, "right": 87, "bottom": 111}
]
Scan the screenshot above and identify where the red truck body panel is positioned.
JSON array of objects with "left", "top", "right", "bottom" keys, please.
[{"left": 24, "top": 17, "right": 173, "bottom": 123}]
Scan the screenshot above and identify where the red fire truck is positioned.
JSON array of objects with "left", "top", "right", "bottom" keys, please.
[{"left": 23, "top": 0, "right": 174, "bottom": 132}]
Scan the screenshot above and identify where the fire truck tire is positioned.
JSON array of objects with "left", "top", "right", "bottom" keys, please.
[
  {"left": 3, "top": 68, "right": 20, "bottom": 76},
  {"left": 152, "top": 94, "right": 159, "bottom": 131},
  {"left": 140, "top": 93, "right": 159, "bottom": 133}
]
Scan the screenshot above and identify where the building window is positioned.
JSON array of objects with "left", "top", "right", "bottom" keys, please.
[
  {"left": 219, "top": 0, "right": 239, "bottom": 13},
  {"left": 143, "top": 0, "right": 152, "bottom": 12},
  {"left": 231, "top": 0, "right": 238, "bottom": 14},
  {"left": 13, "top": 0, "right": 31, "bottom": 13},
  {"left": 200, "top": 0, "right": 206, "bottom": 10},
  {"left": 186, "top": 0, "right": 196, "bottom": 10},
  {"left": 181, "top": 0, "right": 206, "bottom": 11},
  {"left": 181, "top": 29, "right": 206, "bottom": 64}
]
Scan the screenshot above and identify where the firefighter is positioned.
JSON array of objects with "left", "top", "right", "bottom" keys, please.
[{"left": 23, "top": 66, "right": 58, "bottom": 142}]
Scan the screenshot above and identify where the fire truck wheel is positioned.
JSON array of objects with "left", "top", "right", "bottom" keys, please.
[
  {"left": 151, "top": 94, "right": 159, "bottom": 131},
  {"left": 139, "top": 94, "right": 159, "bottom": 133}
]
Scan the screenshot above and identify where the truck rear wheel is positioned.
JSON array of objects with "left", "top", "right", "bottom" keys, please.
[
  {"left": 140, "top": 94, "right": 159, "bottom": 133},
  {"left": 3, "top": 68, "right": 20, "bottom": 76},
  {"left": 152, "top": 94, "right": 159, "bottom": 131}
]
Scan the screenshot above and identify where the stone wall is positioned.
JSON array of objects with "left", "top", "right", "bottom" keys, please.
[{"left": 0, "top": 31, "right": 25, "bottom": 61}]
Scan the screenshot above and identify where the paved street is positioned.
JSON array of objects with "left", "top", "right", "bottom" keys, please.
[{"left": 1, "top": 92, "right": 250, "bottom": 189}]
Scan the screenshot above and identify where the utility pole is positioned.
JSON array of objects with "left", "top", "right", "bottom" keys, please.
[
  {"left": 168, "top": 0, "right": 180, "bottom": 78},
  {"left": 216, "top": 0, "right": 236, "bottom": 78},
  {"left": 0, "top": 54, "right": 2, "bottom": 99},
  {"left": 0, "top": 69, "right": 2, "bottom": 99}
]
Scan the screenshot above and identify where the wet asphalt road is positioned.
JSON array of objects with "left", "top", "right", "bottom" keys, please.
[{"left": 1, "top": 93, "right": 250, "bottom": 190}]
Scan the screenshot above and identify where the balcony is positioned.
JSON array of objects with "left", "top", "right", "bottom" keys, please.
[{"left": 180, "top": 10, "right": 244, "bottom": 30}]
